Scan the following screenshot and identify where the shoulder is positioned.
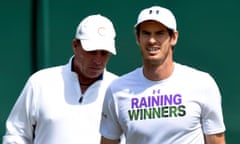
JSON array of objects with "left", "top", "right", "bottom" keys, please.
[
  {"left": 29, "top": 65, "right": 64, "bottom": 83},
  {"left": 103, "top": 70, "right": 119, "bottom": 80},
  {"left": 109, "top": 67, "right": 142, "bottom": 89},
  {"left": 100, "top": 70, "right": 119, "bottom": 87},
  {"left": 175, "top": 63, "right": 218, "bottom": 87},
  {"left": 176, "top": 63, "right": 213, "bottom": 79},
  {"left": 29, "top": 56, "right": 74, "bottom": 81}
]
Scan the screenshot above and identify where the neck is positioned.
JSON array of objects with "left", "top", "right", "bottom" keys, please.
[
  {"left": 79, "top": 78, "right": 97, "bottom": 94},
  {"left": 80, "top": 82, "right": 93, "bottom": 86},
  {"left": 72, "top": 60, "right": 99, "bottom": 86},
  {"left": 143, "top": 51, "right": 174, "bottom": 81},
  {"left": 79, "top": 76, "right": 98, "bottom": 86}
]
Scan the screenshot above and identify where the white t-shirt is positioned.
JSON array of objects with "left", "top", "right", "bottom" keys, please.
[
  {"left": 3, "top": 57, "right": 118, "bottom": 144},
  {"left": 100, "top": 63, "right": 225, "bottom": 144}
]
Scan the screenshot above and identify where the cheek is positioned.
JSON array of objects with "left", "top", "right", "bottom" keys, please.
[
  {"left": 137, "top": 40, "right": 147, "bottom": 52},
  {"left": 90, "top": 55, "right": 110, "bottom": 66},
  {"left": 102, "top": 56, "right": 110, "bottom": 65},
  {"left": 75, "top": 54, "right": 89, "bottom": 67},
  {"left": 160, "top": 42, "right": 171, "bottom": 54},
  {"left": 138, "top": 37, "right": 147, "bottom": 44}
]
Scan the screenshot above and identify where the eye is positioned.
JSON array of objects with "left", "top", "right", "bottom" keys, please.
[
  {"left": 141, "top": 30, "right": 150, "bottom": 36},
  {"left": 156, "top": 30, "right": 166, "bottom": 35},
  {"left": 100, "top": 51, "right": 110, "bottom": 56},
  {"left": 88, "top": 51, "right": 97, "bottom": 55},
  {"left": 88, "top": 50, "right": 110, "bottom": 56}
]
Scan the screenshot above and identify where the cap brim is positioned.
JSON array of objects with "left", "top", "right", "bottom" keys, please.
[{"left": 80, "top": 39, "right": 116, "bottom": 55}]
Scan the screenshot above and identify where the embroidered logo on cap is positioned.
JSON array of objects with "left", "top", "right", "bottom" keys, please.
[{"left": 98, "top": 27, "right": 107, "bottom": 36}]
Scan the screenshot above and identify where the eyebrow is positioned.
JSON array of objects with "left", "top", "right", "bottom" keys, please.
[{"left": 141, "top": 29, "right": 166, "bottom": 34}]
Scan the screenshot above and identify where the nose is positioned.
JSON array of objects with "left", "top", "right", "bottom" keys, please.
[
  {"left": 92, "top": 53, "right": 103, "bottom": 64},
  {"left": 148, "top": 36, "right": 157, "bottom": 44}
]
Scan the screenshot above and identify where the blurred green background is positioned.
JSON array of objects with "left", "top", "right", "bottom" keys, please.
[{"left": 1, "top": 0, "right": 239, "bottom": 143}]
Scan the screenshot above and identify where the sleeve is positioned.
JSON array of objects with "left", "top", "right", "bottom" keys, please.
[
  {"left": 201, "top": 75, "right": 226, "bottom": 135},
  {"left": 100, "top": 85, "right": 123, "bottom": 140},
  {"left": 3, "top": 78, "right": 37, "bottom": 144}
]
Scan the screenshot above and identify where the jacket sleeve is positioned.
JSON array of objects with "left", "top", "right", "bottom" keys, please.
[{"left": 3, "top": 78, "right": 37, "bottom": 144}]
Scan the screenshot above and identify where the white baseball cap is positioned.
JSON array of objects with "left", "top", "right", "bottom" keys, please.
[
  {"left": 135, "top": 6, "right": 177, "bottom": 31},
  {"left": 75, "top": 14, "right": 116, "bottom": 55}
]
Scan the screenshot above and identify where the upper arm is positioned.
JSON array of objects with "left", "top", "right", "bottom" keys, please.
[
  {"left": 100, "top": 136, "right": 120, "bottom": 144},
  {"left": 205, "top": 132, "right": 225, "bottom": 144},
  {"left": 3, "top": 80, "right": 36, "bottom": 143}
]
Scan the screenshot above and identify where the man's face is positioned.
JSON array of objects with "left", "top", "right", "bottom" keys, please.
[
  {"left": 72, "top": 39, "right": 111, "bottom": 79},
  {"left": 136, "top": 21, "right": 178, "bottom": 66}
]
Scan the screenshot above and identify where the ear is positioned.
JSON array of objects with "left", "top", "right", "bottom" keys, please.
[
  {"left": 171, "top": 31, "right": 179, "bottom": 46},
  {"left": 135, "top": 33, "right": 140, "bottom": 45},
  {"left": 136, "top": 40, "right": 139, "bottom": 45},
  {"left": 72, "top": 39, "right": 78, "bottom": 53}
]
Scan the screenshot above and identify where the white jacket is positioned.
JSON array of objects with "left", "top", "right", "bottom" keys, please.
[{"left": 3, "top": 57, "right": 118, "bottom": 144}]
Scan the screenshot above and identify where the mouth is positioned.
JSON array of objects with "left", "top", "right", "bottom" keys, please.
[
  {"left": 89, "top": 67, "right": 102, "bottom": 71},
  {"left": 147, "top": 47, "right": 160, "bottom": 51},
  {"left": 89, "top": 65, "right": 104, "bottom": 72},
  {"left": 146, "top": 47, "right": 160, "bottom": 54},
  {"left": 88, "top": 67, "right": 103, "bottom": 76}
]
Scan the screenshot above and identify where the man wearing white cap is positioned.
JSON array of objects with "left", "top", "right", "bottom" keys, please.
[
  {"left": 3, "top": 14, "right": 121, "bottom": 144},
  {"left": 100, "top": 6, "right": 226, "bottom": 144}
]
